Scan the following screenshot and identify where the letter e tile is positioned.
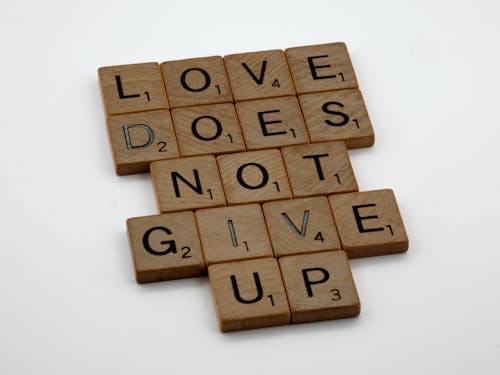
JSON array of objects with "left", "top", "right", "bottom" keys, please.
[
  {"left": 236, "top": 96, "right": 309, "bottom": 150},
  {"left": 328, "top": 189, "right": 409, "bottom": 258},
  {"left": 286, "top": 42, "right": 358, "bottom": 94}
]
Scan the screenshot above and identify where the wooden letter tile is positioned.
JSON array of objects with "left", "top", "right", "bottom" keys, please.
[
  {"left": 150, "top": 155, "right": 226, "bottom": 213},
  {"left": 161, "top": 56, "right": 233, "bottom": 108},
  {"left": 281, "top": 141, "right": 358, "bottom": 197},
  {"left": 217, "top": 150, "right": 292, "bottom": 205},
  {"left": 236, "top": 96, "right": 309, "bottom": 150},
  {"left": 224, "top": 49, "right": 296, "bottom": 101},
  {"left": 195, "top": 204, "right": 273, "bottom": 266},
  {"left": 127, "top": 211, "right": 205, "bottom": 283},
  {"left": 171, "top": 103, "right": 245, "bottom": 157},
  {"left": 262, "top": 197, "right": 341, "bottom": 257},
  {"left": 106, "top": 110, "right": 180, "bottom": 175},
  {"left": 279, "top": 251, "right": 360, "bottom": 324},
  {"left": 98, "top": 62, "right": 169, "bottom": 115},
  {"left": 285, "top": 42, "right": 358, "bottom": 94},
  {"left": 299, "top": 89, "right": 375, "bottom": 148},
  {"left": 328, "top": 189, "right": 409, "bottom": 258},
  {"left": 208, "top": 258, "right": 290, "bottom": 332}
]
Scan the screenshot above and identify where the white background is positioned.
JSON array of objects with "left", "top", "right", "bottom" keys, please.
[{"left": 1, "top": 0, "right": 499, "bottom": 374}]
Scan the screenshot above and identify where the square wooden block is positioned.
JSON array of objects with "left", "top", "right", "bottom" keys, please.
[
  {"left": 279, "top": 251, "right": 360, "bottom": 324},
  {"left": 161, "top": 56, "right": 233, "bottom": 108},
  {"left": 262, "top": 197, "right": 341, "bottom": 257},
  {"left": 224, "top": 49, "right": 296, "bottom": 101},
  {"left": 195, "top": 204, "right": 273, "bottom": 266},
  {"left": 299, "top": 89, "right": 375, "bottom": 148},
  {"left": 127, "top": 211, "right": 205, "bottom": 283},
  {"left": 106, "top": 110, "right": 180, "bottom": 175},
  {"left": 281, "top": 141, "right": 358, "bottom": 197},
  {"left": 236, "top": 96, "right": 309, "bottom": 150},
  {"left": 208, "top": 258, "right": 290, "bottom": 332},
  {"left": 217, "top": 149, "right": 292, "bottom": 205},
  {"left": 98, "top": 62, "right": 169, "bottom": 115},
  {"left": 150, "top": 155, "right": 226, "bottom": 213},
  {"left": 171, "top": 103, "right": 245, "bottom": 157},
  {"left": 286, "top": 42, "right": 358, "bottom": 94},
  {"left": 329, "top": 189, "right": 409, "bottom": 258}
]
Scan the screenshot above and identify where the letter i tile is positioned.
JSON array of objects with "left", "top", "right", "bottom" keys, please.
[{"left": 208, "top": 258, "right": 291, "bottom": 332}]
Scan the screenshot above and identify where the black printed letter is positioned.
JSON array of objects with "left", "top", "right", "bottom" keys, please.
[
  {"left": 123, "top": 124, "right": 154, "bottom": 149},
  {"left": 115, "top": 75, "right": 140, "bottom": 99},
  {"left": 302, "top": 154, "right": 329, "bottom": 180},
  {"left": 236, "top": 163, "right": 269, "bottom": 190},
  {"left": 302, "top": 267, "right": 330, "bottom": 297},
  {"left": 242, "top": 61, "right": 267, "bottom": 85},
  {"left": 231, "top": 272, "right": 263, "bottom": 304},
  {"left": 307, "top": 55, "right": 336, "bottom": 80},
  {"left": 142, "top": 226, "right": 177, "bottom": 256},
  {"left": 352, "top": 204, "right": 384, "bottom": 233},
  {"left": 180, "top": 68, "right": 211, "bottom": 92},
  {"left": 171, "top": 169, "right": 203, "bottom": 197},
  {"left": 322, "top": 101, "right": 350, "bottom": 127},
  {"left": 258, "top": 110, "right": 287, "bottom": 136},
  {"left": 191, "top": 116, "right": 223, "bottom": 141}
]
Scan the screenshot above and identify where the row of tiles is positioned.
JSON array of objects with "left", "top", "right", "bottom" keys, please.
[
  {"left": 150, "top": 141, "right": 360, "bottom": 213},
  {"left": 127, "top": 190, "right": 408, "bottom": 285},
  {"left": 99, "top": 42, "right": 359, "bottom": 116},
  {"left": 208, "top": 252, "right": 360, "bottom": 332},
  {"left": 108, "top": 89, "right": 374, "bottom": 175}
]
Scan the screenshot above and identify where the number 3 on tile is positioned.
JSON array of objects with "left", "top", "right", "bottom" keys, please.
[{"left": 330, "top": 289, "right": 341, "bottom": 301}]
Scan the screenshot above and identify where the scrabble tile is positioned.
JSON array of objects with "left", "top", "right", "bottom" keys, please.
[
  {"left": 235, "top": 96, "right": 309, "bottom": 150},
  {"left": 217, "top": 149, "right": 292, "bottom": 205},
  {"left": 262, "top": 197, "right": 341, "bottom": 257},
  {"left": 195, "top": 204, "right": 273, "bottom": 266},
  {"left": 286, "top": 42, "right": 358, "bottom": 94},
  {"left": 279, "top": 251, "right": 360, "bottom": 323},
  {"left": 224, "top": 49, "right": 296, "bottom": 101},
  {"left": 299, "top": 89, "right": 375, "bottom": 148},
  {"left": 106, "top": 110, "right": 180, "bottom": 175},
  {"left": 208, "top": 258, "right": 290, "bottom": 332},
  {"left": 328, "top": 189, "right": 409, "bottom": 258},
  {"left": 161, "top": 56, "right": 233, "bottom": 108},
  {"left": 126, "top": 211, "right": 205, "bottom": 283},
  {"left": 150, "top": 155, "right": 226, "bottom": 213},
  {"left": 98, "top": 62, "right": 169, "bottom": 115},
  {"left": 281, "top": 141, "right": 358, "bottom": 197},
  {"left": 171, "top": 103, "right": 245, "bottom": 157}
]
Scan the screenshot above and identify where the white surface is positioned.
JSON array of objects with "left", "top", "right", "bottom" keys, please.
[{"left": 1, "top": 0, "right": 499, "bottom": 374}]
